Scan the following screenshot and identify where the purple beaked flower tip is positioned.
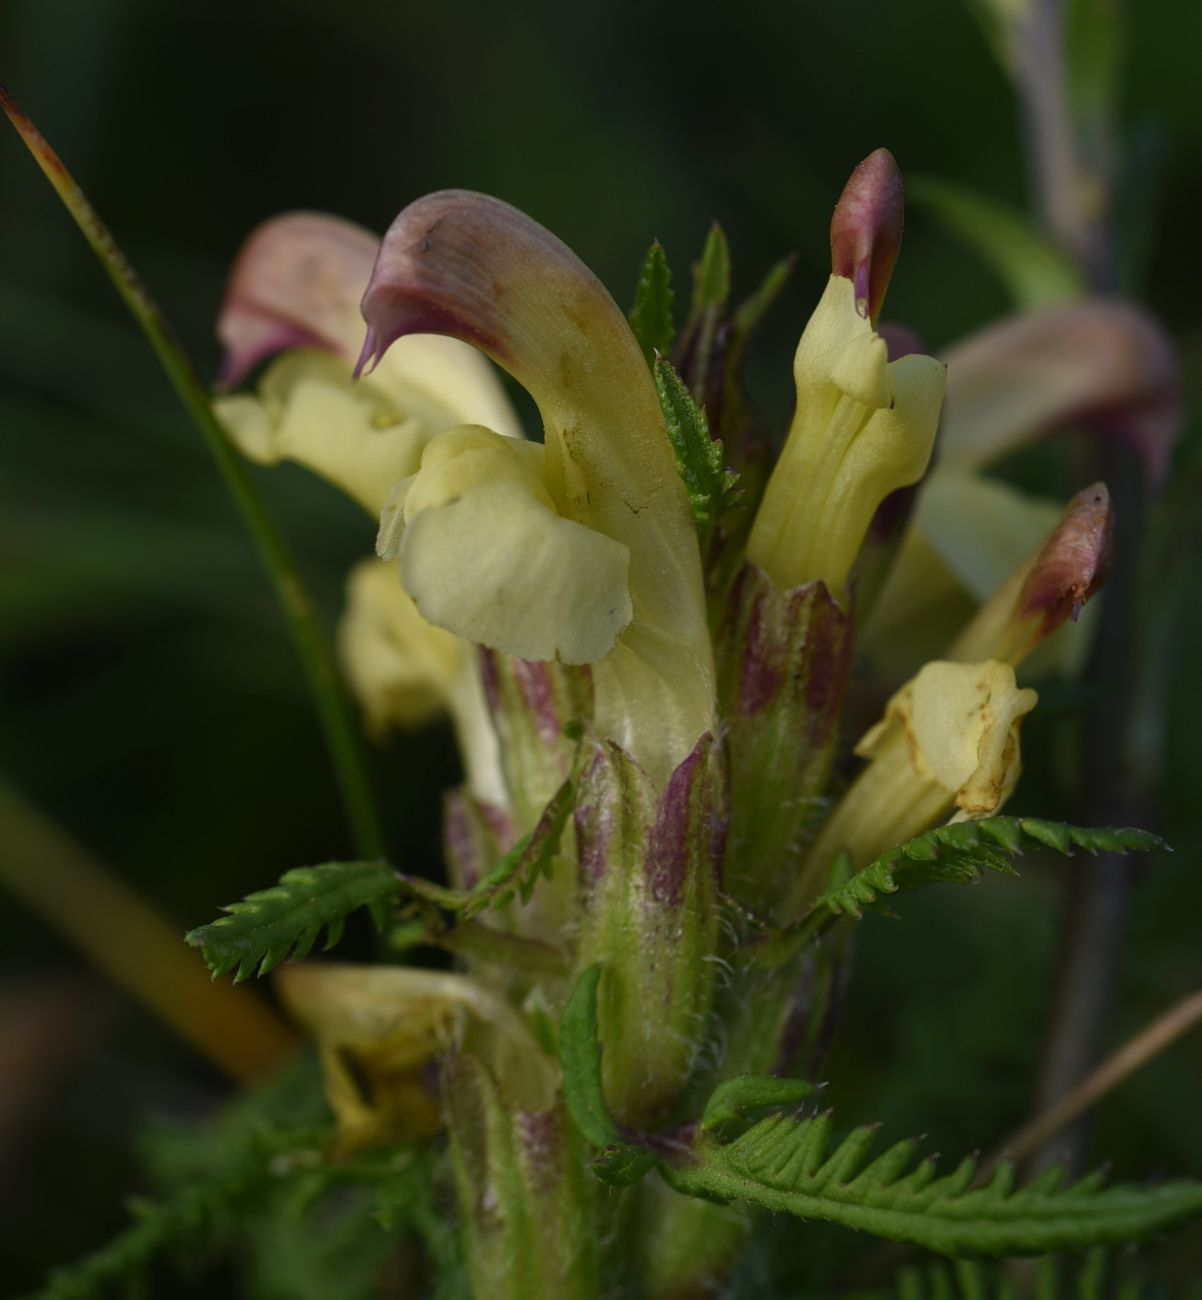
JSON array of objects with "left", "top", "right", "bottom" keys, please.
[{"left": 830, "top": 148, "right": 904, "bottom": 323}]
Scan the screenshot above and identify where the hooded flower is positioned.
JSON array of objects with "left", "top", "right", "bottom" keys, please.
[
  {"left": 214, "top": 212, "right": 521, "bottom": 803},
  {"left": 355, "top": 190, "right": 716, "bottom": 790}
]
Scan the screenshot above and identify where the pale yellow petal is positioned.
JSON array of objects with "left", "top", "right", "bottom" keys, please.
[
  {"left": 276, "top": 962, "right": 556, "bottom": 1147},
  {"left": 216, "top": 351, "right": 428, "bottom": 516},
  {"left": 863, "top": 659, "right": 1038, "bottom": 817},
  {"left": 337, "top": 557, "right": 463, "bottom": 732},
  {"left": 379, "top": 425, "right": 633, "bottom": 666},
  {"left": 748, "top": 275, "right": 945, "bottom": 598}
]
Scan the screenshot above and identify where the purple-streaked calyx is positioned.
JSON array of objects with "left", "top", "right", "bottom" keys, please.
[
  {"left": 572, "top": 732, "right": 725, "bottom": 1127},
  {"left": 715, "top": 566, "right": 853, "bottom": 915}
]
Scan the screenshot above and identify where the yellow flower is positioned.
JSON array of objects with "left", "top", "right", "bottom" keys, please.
[
  {"left": 357, "top": 190, "right": 715, "bottom": 789},
  {"left": 746, "top": 151, "right": 946, "bottom": 602},
  {"left": 214, "top": 212, "right": 519, "bottom": 803}
]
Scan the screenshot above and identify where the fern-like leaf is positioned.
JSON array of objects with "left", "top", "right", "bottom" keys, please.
[
  {"left": 663, "top": 1112, "right": 1202, "bottom": 1257},
  {"left": 823, "top": 819, "right": 1165, "bottom": 920},
  {"left": 186, "top": 860, "right": 400, "bottom": 981},
  {"left": 747, "top": 819, "right": 1166, "bottom": 970}
]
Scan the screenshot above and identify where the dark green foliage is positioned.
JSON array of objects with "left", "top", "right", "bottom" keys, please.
[
  {"left": 823, "top": 819, "right": 1167, "bottom": 921},
  {"left": 844, "top": 1248, "right": 1147, "bottom": 1300},
  {"left": 655, "top": 353, "right": 741, "bottom": 528},
  {"left": 748, "top": 819, "right": 1167, "bottom": 970},
  {"left": 663, "top": 1111, "right": 1202, "bottom": 1257},
  {"left": 628, "top": 241, "right": 675, "bottom": 366},
  {"left": 185, "top": 860, "right": 401, "bottom": 981}
]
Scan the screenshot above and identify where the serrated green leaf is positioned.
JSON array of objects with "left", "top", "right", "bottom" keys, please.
[
  {"left": 700, "top": 1074, "right": 818, "bottom": 1132},
  {"left": 662, "top": 1112, "right": 1202, "bottom": 1256},
  {"left": 748, "top": 819, "right": 1167, "bottom": 971},
  {"left": 397, "top": 778, "right": 572, "bottom": 921},
  {"left": 186, "top": 860, "right": 400, "bottom": 982},
  {"left": 908, "top": 175, "right": 1083, "bottom": 309},
  {"left": 654, "top": 353, "right": 741, "bottom": 529},
  {"left": 692, "top": 222, "right": 731, "bottom": 314},
  {"left": 628, "top": 241, "right": 675, "bottom": 367}
]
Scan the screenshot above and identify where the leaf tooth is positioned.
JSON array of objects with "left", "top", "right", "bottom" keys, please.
[
  {"left": 1019, "top": 818, "right": 1074, "bottom": 853},
  {"left": 980, "top": 817, "right": 1025, "bottom": 853},
  {"left": 813, "top": 1124, "right": 878, "bottom": 1189},
  {"left": 902, "top": 831, "right": 941, "bottom": 861},
  {"left": 323, "top": 915, "right": 347, "bottom": 950},
  {"left": 257, "top": 943, "right": 292, "bottom": 977},
  {"left": 934, "top": 821, "right": 980, "bottom": 852},
  {"left": 746, "top": 1117, "right": 820, "bottom": 1185},
  {"left": 977, "top": 1159, "right": 1018, "bottom": 1201},
  {"left": 288, "top": 927, "right": 320, "bottom": 963},
  {"left": 725, "top": 1112, "right": 793, "bottom": 1167},
  {"left": 845, "top": 1136, "right": 921, "bottom": 1194},
  {"left": 1022, "top": 1164, "right": 1066, "bottom": 1198},
  {"left": 885, "top": 1154, "right": 940, "bottom": 1201},
  {"left": 914, "top": 1154, "right": 977, "bottom": 1205}
]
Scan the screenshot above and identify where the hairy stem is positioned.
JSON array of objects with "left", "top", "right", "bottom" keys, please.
[{"left": 0, "top": 84, "right": 385, "bottom": 859}]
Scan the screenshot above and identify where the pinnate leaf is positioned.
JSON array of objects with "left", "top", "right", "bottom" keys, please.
[
  {"left": 663, "top": 1111, "right": 1202, "bottom": 1256},
  {"left": 186, "top": 861, "right": 400, "bottom": 982}
]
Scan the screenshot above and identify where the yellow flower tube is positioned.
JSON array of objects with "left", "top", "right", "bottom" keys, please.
[{"left": 746, "top": 150, "right": 946, "bottom": 603}]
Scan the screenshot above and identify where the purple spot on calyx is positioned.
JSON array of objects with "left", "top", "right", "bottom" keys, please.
[{"left": 646, "top": 736, "right": 714, "bottom": 907}]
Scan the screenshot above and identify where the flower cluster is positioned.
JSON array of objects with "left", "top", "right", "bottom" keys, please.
[{"left": 212, "top": 150, "right": 1165, "bottom": 1298}]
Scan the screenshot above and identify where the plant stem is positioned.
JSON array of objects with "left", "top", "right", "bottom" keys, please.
[
  {"left": 981, "top": 986, "right": 1202, "bottom": 1176},
  {"left": 0, "top": 778, "right": 297, "bottom": 1086},
  {"left": 0, "top": 84, "right": 385, "bottom": 860}
]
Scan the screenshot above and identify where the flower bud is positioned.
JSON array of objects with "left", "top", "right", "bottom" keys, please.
[
  {"left": 829, "top": 148, "right": 904, "bottom": 324},
  {"left": 949, "top": 482, "right": 1114, "bottom": 666},
  {"left": 444, "top": 1053, "right": 596, "bottom": 1300},
  {"left": 573, "top": 734, "right": 725, "bottom": 1126},
  {"left": 747, "top": 154, "right": 944, "bottom": 603}
]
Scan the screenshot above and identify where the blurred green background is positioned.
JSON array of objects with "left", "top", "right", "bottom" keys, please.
[{"left": 2, "top": 0, "right": 1201, "bottom": 1293}]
